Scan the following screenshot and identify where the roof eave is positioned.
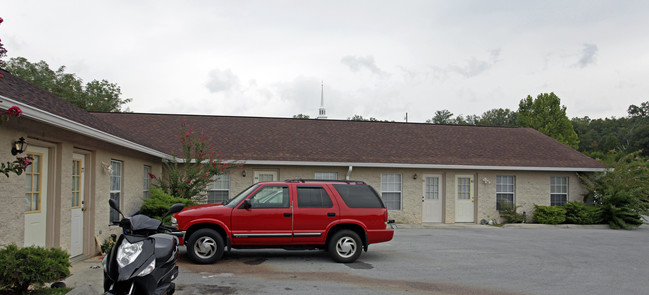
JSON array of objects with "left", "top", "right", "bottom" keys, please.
[
  {"left": 243, "top": 160, "right": 606, "bottom": 172},
  {"left": 0, "top": 95, "right": 173, "bottom": 161}
]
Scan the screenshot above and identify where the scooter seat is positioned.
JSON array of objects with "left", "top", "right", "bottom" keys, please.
[{"left": 151, "top": 234, "right": 177, "bottom": 262}]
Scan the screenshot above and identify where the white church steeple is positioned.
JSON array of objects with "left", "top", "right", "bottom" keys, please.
[{"left": 317, "top": 81, "right": 327, "bottom": 119}]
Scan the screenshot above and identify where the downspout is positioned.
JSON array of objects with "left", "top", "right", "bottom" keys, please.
[{"left": 346, "top": 165, "right": 353, "bottom": 180}]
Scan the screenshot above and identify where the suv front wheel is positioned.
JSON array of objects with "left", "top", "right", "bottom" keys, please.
[
  {"left": 328, "top": 230, "right": 362, "bottom": 263},
  {"left": 186, "top": 228, "right": 225, "bottom": 264}
]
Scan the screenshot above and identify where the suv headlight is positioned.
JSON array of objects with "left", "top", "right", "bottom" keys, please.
[
  {"left": 117, "top": 240, "right": 143, "bottom": 268},
  {"left": 171, "top": 216, "right": 178, "bottom": 227}
]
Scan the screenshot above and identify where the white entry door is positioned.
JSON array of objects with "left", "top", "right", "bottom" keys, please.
[
  {"left": 422, "top": 174, "right": 443, "bottom": 223},
  {"left": 455, "top": 175, "right": 475, "bottom": 223},
  {"left": 254, "top": 170, "right": 278, "bottom": 182},
  {"left": 24, "top": 146, "right": 49, "bottom": 247},
  {"left": 70, "top": 153, "right": 85, "bottom": 257}
]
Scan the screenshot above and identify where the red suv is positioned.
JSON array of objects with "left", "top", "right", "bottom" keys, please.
[{"left": 172, "top": 179, "right": 394, "bottom": 263}]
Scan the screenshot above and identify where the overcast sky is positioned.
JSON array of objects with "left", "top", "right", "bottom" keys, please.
[{"left": 3, "top": 1, "right": 649, "bottom": 122}]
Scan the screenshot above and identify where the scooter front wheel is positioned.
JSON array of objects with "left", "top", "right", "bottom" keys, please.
[{"left": 186, "top": 228, "right": 224, "bottom": 264}]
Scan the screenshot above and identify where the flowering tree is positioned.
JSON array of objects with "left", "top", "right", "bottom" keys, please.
[
  {"left": 151, "top": 122, "right": 242, "bottom": 199},
  {"left": 0, "top": 17, "right": 6, "bottom": 72}
]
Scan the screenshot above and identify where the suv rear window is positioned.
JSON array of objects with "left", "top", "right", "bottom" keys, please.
[
  {"left": 332, "top": 184, "right": 385, "bottom": 208},
  {"left": 297, "top": 186, "right": 333, "bottom": 208}
]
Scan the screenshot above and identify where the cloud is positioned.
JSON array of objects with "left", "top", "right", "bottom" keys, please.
[
  {"left": 575, "top": 43, "right": 598, "bottom": 68},
  {"left": 340, "top": 55, "right": 386, "bottom": 76},
  {"left": 431, "top": 49, "right": 501, "bottom": 79},
  {"left": 205, "top": 68, "right": 240, "bottom": 93}
]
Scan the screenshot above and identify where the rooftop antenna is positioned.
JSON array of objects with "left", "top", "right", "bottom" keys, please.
[{"left": 317, "top": 81, "right": 327, "bottom": 119}]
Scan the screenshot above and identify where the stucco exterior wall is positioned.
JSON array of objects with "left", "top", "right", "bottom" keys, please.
[
  {"left": 0, "top": 127, "right": 27, "bottom": 246},
  {"left": 226, "top": 165, "right": 591, "bottom": 225},
  {"left": 0, "top": 118, "right": 163, "bottom": 255}
]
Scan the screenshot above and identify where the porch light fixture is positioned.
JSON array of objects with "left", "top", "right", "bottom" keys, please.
[
  {"left": 413, "top": 173, "right": 417, "bottom": 180},
  {"left": 11, "top": 137, "right": 27, "bottom": 155},
  {"left": 242, "top": 170, "right": 247, "bottom": 177}
]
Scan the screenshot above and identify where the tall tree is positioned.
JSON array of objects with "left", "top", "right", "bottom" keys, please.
[
  {"left": 4, "top": 57, "right": 131, "bottom": 112},
  {"left": 479, "top": 108, "right": 517, "bottom": 126},
  {"left": 427, "top": 110, "right": 454, "bottom": 124},
  {"left": 517, "top": 93, "right": 579, "bottom": 149}
]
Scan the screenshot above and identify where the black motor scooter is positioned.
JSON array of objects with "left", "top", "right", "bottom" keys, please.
[{"left": 103, "top": 199, "right": 184, "bottom": 295}]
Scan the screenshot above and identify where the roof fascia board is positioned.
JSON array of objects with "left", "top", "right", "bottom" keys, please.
[
  {"left": 0, "top": 95, "right": 173, "bottom": 160},
  {"left": 243, "top": 160, "right": 606, "bottom": 172}
]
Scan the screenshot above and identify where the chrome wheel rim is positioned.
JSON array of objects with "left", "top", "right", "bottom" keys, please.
[
  {"left": 194, "top": 236, "right": 217, "bottom": 259},
  {"left": 335, "top": 236, "right": 357, "bottom": 258}
]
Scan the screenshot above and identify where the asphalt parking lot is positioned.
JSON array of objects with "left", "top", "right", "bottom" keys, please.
[{"left": 67, "top": 225, "right": 649, "bottom": 295}]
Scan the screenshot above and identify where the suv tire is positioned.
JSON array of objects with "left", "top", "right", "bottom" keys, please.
[
  {"left": 328, "top": 230, "right": 362, "bottom": 263},
  {"left": 186, "top": 228, "right": 224, "bottom": 264}
]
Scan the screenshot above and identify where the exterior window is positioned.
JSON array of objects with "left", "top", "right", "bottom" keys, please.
[
  {"left": 315, "top": 172, "right": 338, "bottom": 180},
  {"left": 110, "top": 160, "right": 122, "bottom": 224},
  {"left": 247, "top": 186, "right": 289, "bottom": 208},
  {"left": 551, "top": 176, "right": 568, "bottom": 206},
  {"left": 143, "top": 165, "right": 151, "bottom": 199},
  {"left": 208, "top": 174, "right": 230, "bottom": 204},
  {"left": 425, "top": 177, "right": 439, "bottom": 200},
  {"left": 25, "top": 153, "right": 43, "bottom": 213},
  {"left": 381, "top": 173, "right": 402, "bottom": 210},
  {"left": 72, "top": 159, "right": 82, "bottom": 208},
  {"left": 297, "top": 186, "right": 333, "bottom": 208},
  {"left": 496, "top": 176, "right": 515, "bottom": 210}
]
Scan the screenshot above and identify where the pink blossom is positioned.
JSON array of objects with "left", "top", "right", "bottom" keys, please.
[{"left": 8, "top": 106, "right": 22, "bottom": 117}]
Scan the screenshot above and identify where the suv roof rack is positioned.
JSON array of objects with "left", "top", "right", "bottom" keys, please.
[{"left": 285, "top": 179, "right": 367, "bottom": 185}]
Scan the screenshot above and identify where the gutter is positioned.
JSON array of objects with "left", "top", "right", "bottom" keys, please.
[
  {"left": 242, "top": 160, "right": 606, "bottom": 172},
  {"left": 0, "top": 95, "right": 173, "bottom": 160}
]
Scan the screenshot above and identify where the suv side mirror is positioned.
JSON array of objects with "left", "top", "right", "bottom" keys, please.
[{"left": 242, "top": 199, "right": 252, "bottom": 209}]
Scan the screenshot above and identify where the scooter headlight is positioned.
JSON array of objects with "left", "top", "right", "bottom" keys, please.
[
  {"left": 117, "top": 240, "right": 143, "bottom": 268},
  {"left": 171, "top": 216, "right": 178, "bottom": 227}
]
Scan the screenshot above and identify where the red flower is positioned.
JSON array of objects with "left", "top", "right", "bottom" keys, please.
[
  {"left": 148, "top": 173, "right": 156, "bottom": 179},
  {"left": 0, "top": 17, "right": 3, "bottom": 24},
  {"left": 8, "top": 106, "right": 22, "bottom": 117},
  {"left": 186, "top": 179, "right": 191, "bottom": 183}
]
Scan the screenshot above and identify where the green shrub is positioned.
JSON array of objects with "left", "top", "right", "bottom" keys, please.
[
  {"left": 0, "top": 244, "right": 71, "bottom": 293},
  {"left": 533, "top": 205, "right": 566, "bottom": 224},
  {"left": 498, "top": 201, "right": 526, "bottom": 223},
  {"left": 564, "top": 201, "right": 602, "bottom": 224},
  {"left": 140, "top": 187, "right": 194, "bottom": 221}
]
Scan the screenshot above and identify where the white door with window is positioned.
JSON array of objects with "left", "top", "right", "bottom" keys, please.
[
  {"left": 254, "top": 170, "right": 277, "bottom": 182},
  {"left": 24, "top": 146, "right": 49, "bottom": 247},
  {"left": 422, "top": 174, "right": 443, "bottom": 223},
  {"left": 455, "top": 175, "right": 475, "bottom": 223},
  {"left": 70, "top": 153, "right": 85, "bottom": 257}
]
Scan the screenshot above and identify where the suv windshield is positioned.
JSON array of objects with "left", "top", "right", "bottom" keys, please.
[{"left": 224, "top": 184, "right": 260, "bottom": 208}]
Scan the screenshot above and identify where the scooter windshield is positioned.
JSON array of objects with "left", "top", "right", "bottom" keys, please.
[{"left": 129, "top": 215, "right": 162, "bottom": 231}]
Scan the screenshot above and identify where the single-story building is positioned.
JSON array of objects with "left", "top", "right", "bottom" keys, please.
[{"left": 0, "top": 68, "right": 606, "bottom": 258}]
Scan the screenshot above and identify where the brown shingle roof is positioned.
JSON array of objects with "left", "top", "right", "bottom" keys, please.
[
  {"left": 91, "top": 112, "right": 605, "bottom": 170},
  {"left": 0, "top": 68, "right": 604, "bottom": 170},
  {"left": 0, "top": 68, "right": 135, "bottom": 141}
]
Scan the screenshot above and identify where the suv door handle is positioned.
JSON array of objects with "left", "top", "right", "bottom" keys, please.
[
  {"left": 327, "top": 212, "right": 336, "bottom": 217},
  {"left": 284, "top": 213, "right": 292, "bottom": 217}
]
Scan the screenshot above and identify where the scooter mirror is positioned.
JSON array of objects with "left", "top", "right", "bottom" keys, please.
[
  {"left": 168, "top": 203, "right": 184, "bottom": 214},
  {"left": 109, "top": 199, "right": 125, "bottom": 219}
]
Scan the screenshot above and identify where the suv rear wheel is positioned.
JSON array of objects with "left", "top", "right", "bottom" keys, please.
[
  {"left": 328, "top": 230, "right": 362, "bottom": 263},
  {"left": 186, "top": 228, "right": 224, "bottom": 264}
]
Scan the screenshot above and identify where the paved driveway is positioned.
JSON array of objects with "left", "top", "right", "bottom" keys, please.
[{"left": 171, "top": 225, "right": 649, "bottom": 295}]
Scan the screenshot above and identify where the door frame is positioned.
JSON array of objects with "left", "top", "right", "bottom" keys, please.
[{"left": 422, "top": 173, "right": 444, "bottom": 223}]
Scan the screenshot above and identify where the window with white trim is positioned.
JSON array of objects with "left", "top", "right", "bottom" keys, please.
[
  {"left": 207, "top": 174, "right": 230, "bottom": 204},
  {"left": 315, "top": 172, "right": 338, "bottom": 180},
  {"left": 143, "top": 165, "right": 151, "bottom": 199},
  {"left": 25, "top": 153, "right": 43, "bottom": 213},
  {"left": 381, "top": 173, "right": 402, "bottom": 210},
  {"left": 110, "top": 160, "right": 122, "bottom": 224},
  {"left": 496, "top": 176, "right": 515, "bottom": 210},
  {"left": 550, "top": 176, "right": 568, "bottom": 206}
]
